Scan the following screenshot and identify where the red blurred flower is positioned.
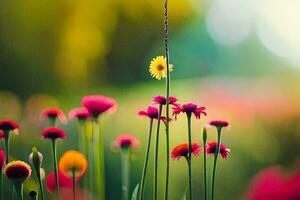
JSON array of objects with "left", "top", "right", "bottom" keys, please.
[
  {"left": 209, "top": 120, "right": 229, "bottom": 128},
  {"left": 46, "top": 171, "right": 77, "bottom": 193},
  {"left": 81, "top": 95, "right": 117, "bottom": 118},
  {"left": 171, "top": 143, "right": 201, "bottom": 160},
  {"left": 172, "top": 103, "right": 207, "bottom": 119},
  {"left": 69, "top": 107, "right": 90, "bottom": 121},
  {"left": 206, "top": 141, "right": 230, "bottom": 159},
  {"left": 153, "top": 96, "right": 178, "bottom": 105},
  {"left": 59, "top": 188, "right": 89, "bottom": 200},
  {"left": 41, "top": 127, "right": 66, "bottom": 140},
  {"left": 0, "top": 149, "right": 5, "bottom": 170},
  {"left": 113, "top": 134, "right": 140, "bottom": 150},
  {"left": 0, "top": 130, "right": 4, "bottom": 139},
  {"left": 0, "top": 120, "right": 19, "bottom": 132},
  {"left": 40, "top": 108, "right": 67, "bottom": 124},
  {"left": 245, "top": 166, "right": 300, "bottom": 200}
]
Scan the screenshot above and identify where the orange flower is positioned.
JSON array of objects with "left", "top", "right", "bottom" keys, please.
[{"left": 59, "top": 151, "right": 88, "bottom": 177}]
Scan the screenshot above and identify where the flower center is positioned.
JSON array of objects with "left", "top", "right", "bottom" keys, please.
[{"left": 157, "top": 64, "right": 164, "bottom": 71}]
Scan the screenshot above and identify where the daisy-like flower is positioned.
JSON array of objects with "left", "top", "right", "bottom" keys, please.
[
  {"left": 0, "top": 149, "right": 5, "bottom": 170},
  {"left": 68, "top": 107, "right": 90, "bottom": 121},
  {"left": 4, "top": 160, "right": 31, "bottom": 182},
  {"left": 138, "top": 106, "right": 159, "bottom": 119},
  {"left": 209, "top": 120, "right": 229, "bottom": 129},
  {"left": 206, "top": 141, "right": 230, "bottom": 159},
  {"left": 113, "top": 134, "right": 140, "bottom": 150},
  {"left": 149, "top": 56, "right": 173, "bottom": 80},
  {"left": 82, "top": 95, "right": 117, "bottom": 118},
  {"left": 59, "top": 150, "right": 88, "bottom": 178},
  {"left": 172, "top": 103, "right": 207, "bottom": 119},
  {"left": 171, "top": 143, "right": 201, "bottom": 160},
  {"left": 0, "top": 119, "right": 19, "bottom": 133},
  {"left": 152, "top": 96, "right": 178, "bottom": 106},
  {"left": 45, "top": 171, "right": 74, "bottom": 193},
  {"left": 41, "top": 127, "right": 66, "bottom": 140},
  {"left": 40, "top": 108, "right": 67, "bottom": 124}
]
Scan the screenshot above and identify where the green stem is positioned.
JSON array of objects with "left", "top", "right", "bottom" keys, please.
[
  {"left": 83, "top": 122, "right": 90, "bottom": 190},
  {"left": 0, "top": 172, "right": 2, "bottom": 200},
  {"left": 121, "top": 149, "right": 130, "bottom": 200},
  {"left": 211, "top": 128, "right": 222, "bottom": 200},
  {"left": 51, "top": 140, "right": 59, "bottom": 200},
  {"left": 164, "top": 127, "right": 170, "bottom": 200},
  {"left": 187, "top": 114, "right": 192, "bottom": 200},
  {"left": 38, "top": 176, "right": 45, "bottom": 200},
  {"left": 4, "top": 131, "right": 9, "bottom": 164},
  {"left": 13, "top": 182, "right": 23, "bottom": 200},
  {"left": 203, "top": 142, "right": 207, "bottom": 200},
  {"left": 72, "top": 169, "right": 76, "bottom": 200},
  {"left": 154, "top": 105, "right": 163, "bottom": 200},
  {"left": 139, "top": 119, "right": 154, "bottom": 200}
]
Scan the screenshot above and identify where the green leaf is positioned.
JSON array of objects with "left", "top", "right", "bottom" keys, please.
[
  {"left": 131, "top": 183, "right": 139, "bottom": 200},
  {"left": 181, "top": 186, "right": 188, "bottom": 200}
]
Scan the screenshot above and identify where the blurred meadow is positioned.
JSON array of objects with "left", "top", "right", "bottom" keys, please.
[{"left": 1, "top": 0, "right": 300, "bottom": 199}]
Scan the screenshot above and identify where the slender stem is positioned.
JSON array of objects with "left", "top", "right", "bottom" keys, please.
[
  {"left": 83, "top": 122, "right": 90, "bottom": 190},
  {"left": 4, "top": 131, "right": 9, "bottom": 164},
  {"left": 121, "top": 149, "right": 130, "bottom": 200},
  {"left": 72, "top": 169, "right": 76, "bottom": 200},
  {"left": 211, "top": 128, "right": 222, "bottom": 200},
  {"left": 38, "top": 176, "right": 45, "bottom": 200},
  {"left": 154, "top": 105, "right": 163, "bottom": 200},
  {"left": 203, "top": 141, "right": 207, "bottom": 200},
  {"left": 139, "top": 119, "right": 154, "bottom": 200},
  {"left": 187, "top": 114, "right": 192, "bottom": 200},
  {"left": 163, "top": 0, "right": 170, "bottom": 198},
  {"left": 0, "top": 172, "right": 2, "bottom": 200},
  {"left": 13, "top": 182, "right": 23, "bottom": 200},
  {"left": 51, "top": 140, "right": 59, "bottom": 199}
]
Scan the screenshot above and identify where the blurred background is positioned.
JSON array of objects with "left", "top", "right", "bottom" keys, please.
[{"left": 1, "top": 0, "right": 300, "bottom": 199}]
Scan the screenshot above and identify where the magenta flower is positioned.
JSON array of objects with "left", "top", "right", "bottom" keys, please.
[
  {"left": 113, "top": 134, "right": 140, "bottom": 150},
  {"left": 171, "top": 143, "right": 201, "bottom": 160},
  {"left": 40, "top": 108, "right": 67, "bottom": 124},
  {"left": 46, "top": 171, "right": 76, "bottom": 193},
  {"left": 209, "top": 120, "right": 229, "bottom": 128},
  {"left": 172, "top": 103, "right": 207, "bottom": 119},
  {"left": 0, "top": 131, "right": 4, "bottom": 139},
  {"left": 206, "top": 141, "right": 230, "bottom": 159},
  {"left": 81, "top": 95, "right": 117, "bottom": 118},
  {"left": 0, "top": 120, "right": 19, "bottom": 132},
  {"left": 153, "top": 96, "right": 178, "bottom": 105},
  {"left": 138, "top": 106, "right": 159, "bottom": 119},
  {"left": 68, "top": 107, "right": 90, "bottom": 121},
  {"left": 0, "top": 149, "right": 5, "bottom": 170},
  {"left": 41, "top": 127, "right": 66, "bottom": 140}
]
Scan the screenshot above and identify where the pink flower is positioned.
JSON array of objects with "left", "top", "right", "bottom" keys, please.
[
  {"left": 40, "top": 108, "right": 67, "bottom": 124},
  {"left": 245, "top": 166, "right": 300, "bottom": 200},
  {"left": 0, "top": 120, "right": 19, "bottom": 132},
  {"left": 153, "top": 96, "right": 178, "bottom": 105},
  {"left": 0, "top": 131, "right": 4, "bottom": 139},
  {"left": 81, "top": 95, "right": 117, "bottom": 118},
  {"left": 171, "top": 143, "right": 201, "bottom": 160},
  {"left": 113, "top": 134, "right": 140, "bottom": 150},
  {"left": 172, "top": 103, "right": 207, "bottom": 119},
  {"left": 0, "top": 149, "right": 5, "bottom": 170},
  {"left": 41, "top": 127, "right": 66, "bottom": 140},
  {"left": 69, "top": 107, "right": 90, "bottom": 121},
  {"left": 209, "top": 120, "right": 229, "bottom": 128},
  {"left": 206, "top": 141, "right": 230, "bottom": 159},
  {"left": 138, "top": 106, "right": 159, "bottom": 119},
  {"left": 46, "top": 171, "right": 77, "bottom": 193}
]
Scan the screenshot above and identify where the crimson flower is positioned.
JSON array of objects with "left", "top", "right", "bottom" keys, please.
[
  {"left": 68, "top": 107, "right": 90, "bottom": 121},
  {"left": 0, "top": 120, "right": 19, "bottom": 132},
  {"left": 0, "top": 149, "right": 5, "bottom": 170},
  {"left": 46, "top": 171, "right": 77, "bottom": 193},
  {"left": 153, "top": 96, "right": 178, "bottom": 105},
  {"left": 206, "top": 141, "right": 230, "bottom": 159},
  {"left": 171, "top": 143, "right": 201, "bottom": 160},
  {"left": 81, "top": 95, "right": 117, "bottom": 118},
  {"left": 113, "top": 134, "right": 140, "bottom": 150},
  {"left": 4, "top": 160, "right": 31, "bottom": 182},
  {"left": 41, "top": 127, "right": 66, "bottom": 140},
  {"left": 40, "top": 108, "right": 67, "bottom": 124},
  {"left": 209, "top": 120, "right": 229, "bottom": 129},
  {"left": 172, "top": 103, "right": 207, "bottom": 119},
  {"left": 0, "top": 130, "right": 4, "bottom": 139}
]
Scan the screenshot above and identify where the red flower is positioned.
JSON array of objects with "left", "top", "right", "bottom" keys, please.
[
  {"left": 153, "top": 96, "right": 178, "bottom": 105},
  {"left": 40, "top": 108, "right": 67, "bottom": 124},
  {"left": 41, "top": 127, "right": 66, "bottom": 140},
  {"left": 0, "top": 149, "right": 5, "bottom": 170},
  {"left": 0, "top": 131, "right": 4, "bottom": 139},
  {"left": 172, "top": 103, "right": 207, "bottom": 119},
  {"left": 171, "top": 143, "right": 201, "bottom": 160},
  {"left": 4, "top": 160, "right": 31, "bottom": 181},
  {"left": 206, "top": 141, "right": 230, "bottom": 159},
  {"left": 69, "top": 107, "right": 90, "bottom": 120},
  {"left": 0, "top": 120, "right": 19, "bottom": 132},
  {"left": 113, "top": 134, "right": 140, "bottom": 150},
  {"left": 209, "top": 120, "right": 229, "bottom": 128},
  {"left": 245, "top": 166, "right": 300, "bottom": 200},
  {"left": 46, "top": 171, "right": 77, "bottom": 193},
  {"left": 138, "top": 106, "right": 170, "bottom": 122},
  {"left": 81, "top": 95, "right": 117, "bottom": 118}
]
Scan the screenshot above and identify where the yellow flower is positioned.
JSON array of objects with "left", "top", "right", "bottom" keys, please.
[
  {"left": 59, "top": 150, "right": 88, "bottom": 177},
  {"left": 149, "top": 56, "right": 173, "bottom": 80}
]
